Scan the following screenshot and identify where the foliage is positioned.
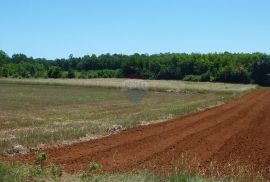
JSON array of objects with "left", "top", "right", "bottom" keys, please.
[
  {"left": 251, "top": 58, "right": 270, "bottom": 86},
  {"left": 89, "top": 162, "right": 101, "bottom": 171},
  {"left": 47, "top": 66, "right": 62, "bottom": 78},
  {"left": 0, "top": 162, "right": 260, "bottom": 182},
  {"left": 35, "top": 152, "right": 48, "bottom": 165},
  {"left": 67, "top": 69, "right": 76, "bottom": 78},
  {"left": 0, "top": 50, "right": 269, "bottom": 85},
  {"left": 0, "top": 162, "right": 64, "bottom": 182},
  {"left": 215, "top": 66, "right": 251, "bottom": 84},
  {"left": 79, "top": 69, "right": 122, "bottom": 79},
  {"left": 183, "top": 75, "right": 202, "bottom": 82}
]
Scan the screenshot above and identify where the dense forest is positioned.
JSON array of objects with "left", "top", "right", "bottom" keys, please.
[{"left": 0, "top": 50, "right": 269, "bottom": 86}]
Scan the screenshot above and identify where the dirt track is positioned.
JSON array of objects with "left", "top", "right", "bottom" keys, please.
[{"left": 7, "top": 89, "right": 270, "bottom": 177}]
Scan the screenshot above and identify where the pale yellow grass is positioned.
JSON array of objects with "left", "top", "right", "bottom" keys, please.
[{"left": 0, "top": 78, "right": 257, "bottom": 93}]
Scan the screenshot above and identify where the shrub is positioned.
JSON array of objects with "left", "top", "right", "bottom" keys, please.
[
  {"left": 251, "top": 60, "right": 270, "bottom": 86},
  {"left": 89, "top": 162, "right": 101, "bottom": 171},
  {"left": 47, "top": 67, "right": 62, "bottom": 78},
  {"left": 183, "top": 75, "right": 201, "bottom": 82},
  {"left": 200, "top": 71, "right": 211, "bottom": 82},
  {"left": 215, "top": 66, "right": 251, "bottom": 84},
  {"left": 1, "top": 67, "right": 9, "bottom": 77},
  {"left": 35, "top": 152, "right": 48, "bottom": 165},
  {"left": 78, "top": 69, "right": 123, "bottom": 79},
  {"left": 67, "top": 70, "right": 76, "bottom": 78}
]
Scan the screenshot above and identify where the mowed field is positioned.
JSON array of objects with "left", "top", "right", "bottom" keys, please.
[{"left": 1, "top": 79, "right": 264, "bottom": 181}]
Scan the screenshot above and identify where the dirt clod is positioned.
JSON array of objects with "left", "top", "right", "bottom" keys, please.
[{"left": 7, "top": 145, "right": 28, "bottom": 155}]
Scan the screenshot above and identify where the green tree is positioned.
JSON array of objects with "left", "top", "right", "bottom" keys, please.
[
  {"left": 47, "top": 67, "right": 62, "bottom": 78},
  {"left": 2, "top": 67, "right": 9, "bottom": 77},
  {"left": 251, "top": 58, "right": 270, "bottom": 86},
  {"left": 67, "top": 70, "right": 75, "bottom": 78}
]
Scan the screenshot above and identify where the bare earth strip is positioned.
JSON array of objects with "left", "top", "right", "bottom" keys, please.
[{"left": 7, "top": 88, "right": 270, "bottom": 179}]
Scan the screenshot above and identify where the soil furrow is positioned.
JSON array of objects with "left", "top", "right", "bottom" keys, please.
[{"left": 6, "top": 89, "right": 270, "bottom": 179}]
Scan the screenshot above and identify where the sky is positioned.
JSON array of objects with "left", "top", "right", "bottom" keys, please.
[{"left": 0, "top": 0, "right": 270, "bottom": 59}]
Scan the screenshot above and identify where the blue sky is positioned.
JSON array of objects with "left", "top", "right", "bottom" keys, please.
[{"left": 0, "top": 0, "right": 269, "bottom": 59}]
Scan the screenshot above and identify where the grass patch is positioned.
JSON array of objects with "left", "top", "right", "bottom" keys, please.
[
  {"left": 0, "top": 162, "right": 214, "bottom": 182},
  {"left": 0, "top": 78, "right": 257, "bottom": 93},
  {"left": 1, "top": 162, "right": 265, "bottom": 182},
  {"left": 0, "top": 162, "right": 64, "bottom": 182},
  {"left": 79, "top": 172, "right": 209, "bottom": 182}
]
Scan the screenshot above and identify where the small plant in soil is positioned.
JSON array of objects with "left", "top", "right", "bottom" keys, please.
[
  {"left": 89, "top": 162, "right": 101, "bottom": 172},
  {"left": 35, "top": 152, "right": 48, "bottom": 165}
]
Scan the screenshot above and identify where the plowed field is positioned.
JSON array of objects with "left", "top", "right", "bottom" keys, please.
[{"left": 7, "top": 89, "right": 270, "bottom": 178}]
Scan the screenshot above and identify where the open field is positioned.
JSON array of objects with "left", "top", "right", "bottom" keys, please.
[
  {"left": 0, "top": 78, "right": 257, "bottom": 93},
  {"left": 0, "top": 79, "right": 262, "bottom": 181},
  {"left": 5, "top": 88, "right": 270, "bottom": 181},
  {"left": 0, "top": 79, "right": 252, "bottom": 155}
]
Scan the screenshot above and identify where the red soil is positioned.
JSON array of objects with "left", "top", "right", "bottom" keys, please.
[{"left": 6, "top": 89, "right": 270, "bottom": 178}]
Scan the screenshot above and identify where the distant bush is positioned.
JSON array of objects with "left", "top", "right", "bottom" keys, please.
[
  {"left": 1, "top": 67, "right": 9, "bottom": 77},
  {"left": 47, "top": 67, "right": 62, "bottom": 78},
  {"left": 183, "top": 75, "right": 201, "bottom": 82},
  {"left": 251, "top": 59, "right": 270, "bottom": 86},
  {"left": 200, "top": 71, "right": 211, "bottom": 82},
  {"left": 77, "top": 69, "right": 122, "bottom": 79},
  {"left": 215, "top": 66, "right": 251, "bottom": 84},
  {"left": 67, "top": 70, "right": 76, "bottom": 78}
]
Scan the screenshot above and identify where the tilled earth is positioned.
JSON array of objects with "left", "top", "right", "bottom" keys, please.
[{"left": 6, "top": 89, "right": 270, "bottom": 178}]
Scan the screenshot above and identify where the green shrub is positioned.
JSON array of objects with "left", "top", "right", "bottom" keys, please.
[
  {"left": 47, "top": 66, "right": 62, "bottom": 78},
  {"left": 215, "top": 66, "right": 251, "bottom": 84},
  {"left": 251, "top": 59, "right": 270, "bottom": 86},
  {"left": 78, "top": 69, "right": 123, "bottom": 79},
  {"left": 67, "top": 70, "right": 76, "bottom": 78},
  {"left": 88, "top": 162, "right": 101, "bottom": 171},
  {"left": 200, "top": 71, "right": 211, "bottom": 82},
  {"left": 1, "top": 67, "right": 9, "bottom": 77},
  {"left": 183, "top": 75, "right": 202, "bottom": 82},
  {"left": 35, "top": 152, "right": 48, "bottom": 165}
]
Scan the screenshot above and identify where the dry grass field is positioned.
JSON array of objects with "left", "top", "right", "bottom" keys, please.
[{"left": 0, "top": 78, "right": 257, "bottom": 93}]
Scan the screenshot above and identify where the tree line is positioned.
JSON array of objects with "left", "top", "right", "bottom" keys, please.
[{"left": 0, "top": 50, "right": 269, "bottom": 86}]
